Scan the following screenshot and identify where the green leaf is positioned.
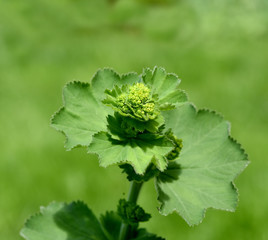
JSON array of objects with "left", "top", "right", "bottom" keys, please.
[
  {"left": 157, "top": 161, "right": 181, "bottom": 183},
  {"left": 88, "top": 132, "right": 173, "bottom": 174},
  {"left": 142, "top": 67, "right": 188, "bottom": 108},
  {"left": 20, "top": 201, "right": 109, "bottom": 240},
  {"left": 132, "top": 229, "right": 165, "bottom": 240},
  {"left": 107, "top": 113, "right": 164, "bottom": 140},
  {"left": 120, "top": 163, "right": 160, "bottom": 182},
  {"left": 156, "top": 103, "right": 249, "bottom": 225},
  {"left": 91, "top": 69, "right": 140, "bottom": 102},
  {"left": 117, "top": 199, "right": 151, "bottom": 225},
  {"left": 102, "top": 85, "right": 128, "bottom": 112},
  {"left": 100, "top": 211, "right": 121, "bottom": 240},
  {"left": 51, "top": 70, "right": 141, "bottom": 150},
  {"left": 51, "top": 81, "right": 110, "bottom": 150},
  {"left": 100, "top": 211, "right": 164, "bottom": 240}
]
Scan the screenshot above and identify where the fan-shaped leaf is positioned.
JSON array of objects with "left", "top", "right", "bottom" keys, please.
[
  {"left": 51, "top": 81, "right": 110, "bottom": 150},
  {"left": 156, "top": 103, "right": 249, "bottom": 225}
]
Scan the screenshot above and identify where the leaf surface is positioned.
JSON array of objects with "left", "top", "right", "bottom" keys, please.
[
  {"left": 157, "top": 103, "right": 249, "bottom": 225},
  {"left": 100, "top": 211, "right": 164, "bottom": 240},
  {"left": 100, "top": 211, "right": 121, "bottom": 240},
  {"left": 132, "top": 229, "right": 165, "bottom": 240},
  {"left": 52, "top": 70, "right": 142, "bottom": 150},
  {"left": 91, "top": 69, "right": 140, "bottom": 101},
  {"left": 142, "top": 67, "right": 187, "bottom": 108},
  {"left": 117, "top": 199, "right": 151, "bottom": 225},
  {"left": 51, "top": 82, "right": 110, "bottom": 150},
  {"left": 20, "top": 201, "right": 109, "bottom": 240},
  {"left": 88, "top": 132, "right": 173, "bottom": 174}
]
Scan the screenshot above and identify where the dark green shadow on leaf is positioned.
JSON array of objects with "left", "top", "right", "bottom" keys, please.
[
  {"left": 156, "top": 103, "right": 249, "bottom": 226},
  {"left": 20, "top": 201, "right": 165, "bottom": 240},
  {"left": 88, "top": 132, "right": 173, "bottom": 175},
  {"left": 157, "top": 162, "right": 182, "bottom": 183},
  {"left": 53, "top": 201, "right": 109, "bottom": 240},
  {"left": 100, "top": 211, "right": 121, "bottom": 240}
]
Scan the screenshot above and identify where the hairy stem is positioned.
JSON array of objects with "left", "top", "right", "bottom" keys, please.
[{"left": 118, "top": 181, "right": 143, "bottom": 240}]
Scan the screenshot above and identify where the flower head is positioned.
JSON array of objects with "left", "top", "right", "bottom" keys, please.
[
  {"left": 52, "top": 67, "right": 188, "bottom": 174},
  {"left": 115, "top": 83, "right": 158, "bottom": 121}
]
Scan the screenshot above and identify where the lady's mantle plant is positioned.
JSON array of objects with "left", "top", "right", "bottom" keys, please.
[{"left": 21, "top": 67, "right": 249, "bottom": 240}]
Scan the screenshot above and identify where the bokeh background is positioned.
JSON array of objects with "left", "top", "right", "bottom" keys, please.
[{"left": 0, "top": 0, "right": 267, "bottom": 239}]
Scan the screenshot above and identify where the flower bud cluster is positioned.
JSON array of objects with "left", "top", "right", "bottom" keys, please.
[
  {"left": 117, "top": 83, "right": 157, "bottom": 120},
  {"left": 166, "top": 131, "right": 183, "bottom": 161}
]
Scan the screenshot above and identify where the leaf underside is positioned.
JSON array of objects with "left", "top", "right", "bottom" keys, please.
[{"left": 156, "top": 103, "right": 249, "bottom": 225}]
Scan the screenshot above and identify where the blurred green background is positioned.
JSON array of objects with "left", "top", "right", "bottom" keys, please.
[{"left": 0, "top": 0, "right": 267, "bottom": 239}]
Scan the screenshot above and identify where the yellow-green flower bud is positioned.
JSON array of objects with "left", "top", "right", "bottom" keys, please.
[{"left": 116, "top": 83, "right": 158, "bottom": 121}]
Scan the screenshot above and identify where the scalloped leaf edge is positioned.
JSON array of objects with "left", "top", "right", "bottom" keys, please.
[
  {"left": 155, "top": 103, "right": 250, "bottom": 226},
  {"left": 50, "top": 81, "right": 94, "bottom": 151}
]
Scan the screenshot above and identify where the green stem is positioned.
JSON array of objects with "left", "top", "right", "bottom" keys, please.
[{"left": 118, "top": 181, "right": 143, "bottom": 240}]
